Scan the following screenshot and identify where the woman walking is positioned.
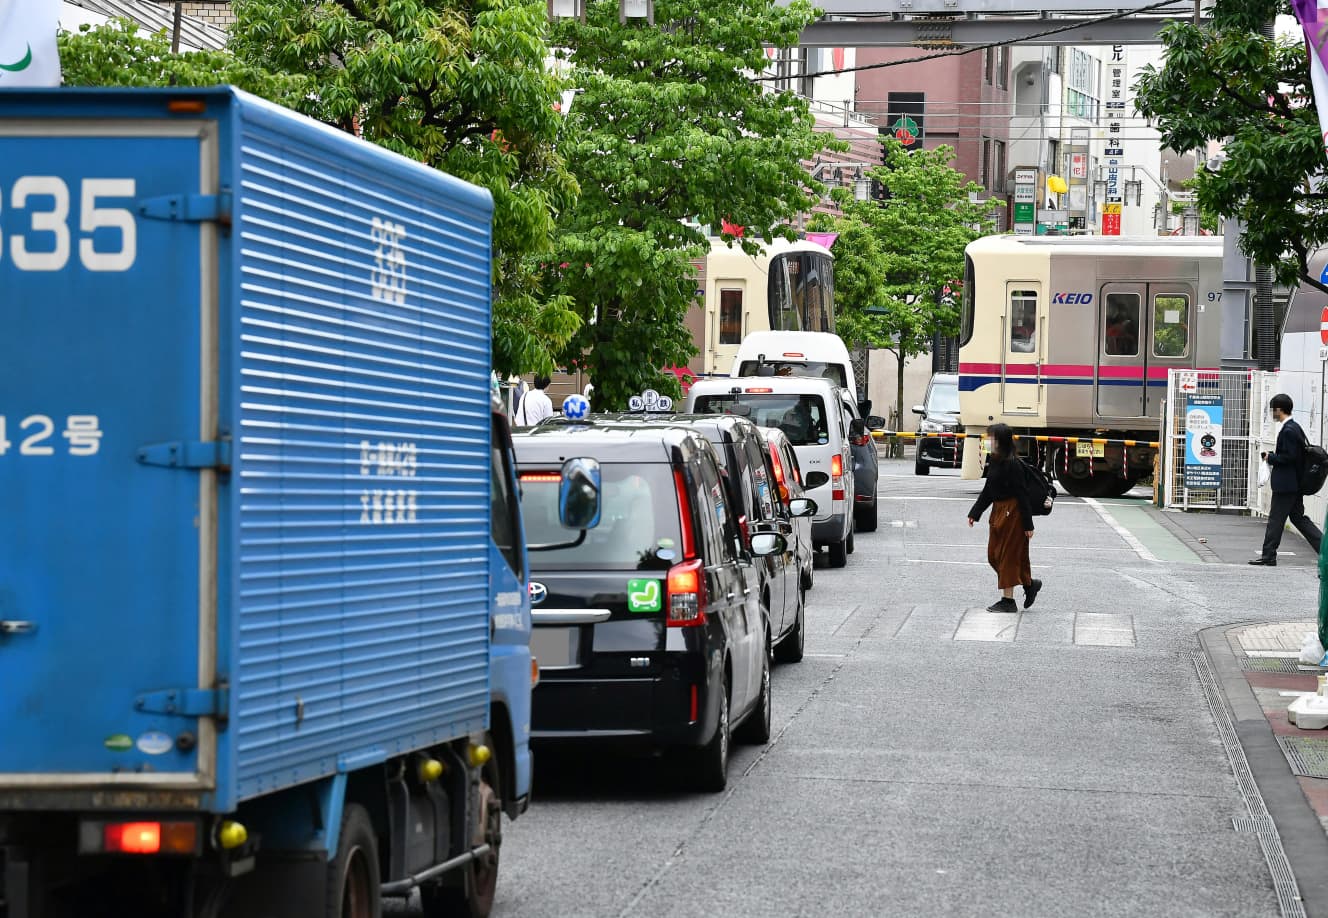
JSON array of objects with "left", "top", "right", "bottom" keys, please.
[{"left": 967, "top": 423, "right": 1041, "bottom": 613}]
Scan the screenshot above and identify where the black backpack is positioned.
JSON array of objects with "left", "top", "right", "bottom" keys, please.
[
  {"left": 1020, "top": 459, "right": 1057, "bottom": 516},
  {"left": 1300, "top": 429, "right": 1328, "bottom": 496}
]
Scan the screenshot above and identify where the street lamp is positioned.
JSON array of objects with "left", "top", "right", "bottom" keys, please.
[
  {"left": 620, "top": 0, "right": 654, "bottom": 23},
  {"left": 548, "top": 0, "right": 585, "bottom": 21}
]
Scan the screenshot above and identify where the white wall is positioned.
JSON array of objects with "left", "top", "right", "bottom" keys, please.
[{"left": 867, "top": 349, "right": 933, "bottom": 431}]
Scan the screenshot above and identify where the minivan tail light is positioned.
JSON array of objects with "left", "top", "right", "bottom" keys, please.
[
  {"left": 781, "top": 352, "right": 805, "bottom": 358},
  {"left": 831, "top": 454, "right": 845, "bottom": 501},
  {"left": 673, "top": 469, "right": 696, "bottom": 559},
  {"left": 768, "top": 444, "right": 789, "bottom": 502},
  {"left": 667, "top": 559, "right": 706, "bottom": 627},
  {"left": 745, "top": 387, "right": 773, "bottom": 393}
]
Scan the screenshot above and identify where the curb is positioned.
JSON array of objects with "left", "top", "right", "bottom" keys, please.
[{"left": 1199, "top": 623, "right": 1328, "bottom": 917}]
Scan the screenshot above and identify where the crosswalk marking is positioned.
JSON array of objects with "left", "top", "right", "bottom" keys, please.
[
  {"left": 954, "top": 609, "right": 1019, "bottom": 642},
  {"left": 1073, "top": 612, "right": 1135, "bottom": 647}
]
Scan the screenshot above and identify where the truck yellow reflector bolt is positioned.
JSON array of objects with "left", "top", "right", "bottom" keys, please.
[
  {"left": 468, "top": 743, "right": 492, "bottom": 768},
  {"left": 418, "top": 757, "right": 445, "bottom": 782},
  {"left": 217, "top": 821, "right": 248, "bottom": 850}
]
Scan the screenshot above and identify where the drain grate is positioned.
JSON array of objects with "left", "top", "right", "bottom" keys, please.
[
  {"left": 1241, "top": 657, "right": 1322, "bottom": 674},
  {"left": 1278, "top": 736, "right": 1328, "bottom": 779}
]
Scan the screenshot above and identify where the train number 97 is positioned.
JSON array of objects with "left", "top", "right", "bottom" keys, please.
[
  {"left": 1207, "top": 291, "right": 1222, "bottom": 302},
  {"left": 0, "top": 176, "right": 137, "bottom": 273}
]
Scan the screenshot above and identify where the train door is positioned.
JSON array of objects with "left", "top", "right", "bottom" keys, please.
[
  {"left": 1096, "top": 283, "right": 1193, "bottom": 420},
  {"left": 709, "top": 281, "right": 746, "bottom": 374},
  {"left": 1001, "top": 283, "right": 1042, "bottom": 416}
]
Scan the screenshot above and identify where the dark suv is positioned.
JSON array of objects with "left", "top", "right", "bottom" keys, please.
[
  {"left": 913, "top": 373, "right": 963, "bottom": 475},
  {"left": 613, "top": 413, "right": 816, "bottom": 664},
  {"left": 513, "top": 421, "right": 787, "bottom": 792}
]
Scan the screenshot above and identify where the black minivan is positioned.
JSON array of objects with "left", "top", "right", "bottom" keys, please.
[{"left": 513, "top": 421, "right": 789, "bottom": 792}]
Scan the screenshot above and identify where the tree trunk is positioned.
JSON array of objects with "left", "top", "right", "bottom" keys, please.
[{"left": 894, "top": 348, "right": 906, "bottom": 459}]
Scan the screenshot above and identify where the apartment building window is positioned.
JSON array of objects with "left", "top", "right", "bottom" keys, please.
[
  {"left": 984, "top": 48, "right": 994, "bottom": 85},
  {"left": 996, "top": 47, "right": 1009, "bottom": 90},
  {"left": 1067, "top": 49, "right": 1100, "bottom": 121},
  {"left": 993, "top": 140, "right": 1006, "bottom": 189},
  {"left": 799, "top": 47, "right": 831, "bottom": 97},
  {"left": 981, "top": 139, "right": 991, "bottom": 185}
]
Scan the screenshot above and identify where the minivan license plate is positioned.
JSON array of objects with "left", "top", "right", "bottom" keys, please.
[{"left": 531, "top": 626, "right": 578, "bottom": 669}]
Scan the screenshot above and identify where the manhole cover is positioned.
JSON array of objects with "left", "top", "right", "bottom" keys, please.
[
  {"left": 1241, "top": 657, "right": 1321, "bottom": 673},
  {"left": 1278, "top": 736, "right": 1328, "bottom": 779}
]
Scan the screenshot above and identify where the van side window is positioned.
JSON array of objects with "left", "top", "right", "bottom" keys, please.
[
  {"left": 743, "top": 437, "right": 776, "bottom": 519},
  {"left": 697, "top": 454, "right": 737, "bottom": 562}
]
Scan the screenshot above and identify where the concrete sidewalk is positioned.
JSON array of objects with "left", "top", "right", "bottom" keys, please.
[{"left": 1202, "top": 621, "right": 1328, "bottom": 917}]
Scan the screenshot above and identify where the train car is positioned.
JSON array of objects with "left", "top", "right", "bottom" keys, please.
[
  {"left": 957, "top": 235, "right": 1224, "bottom": 497},
  {"left": 700, "top": 237, "right": 835, "bottom": 375}
]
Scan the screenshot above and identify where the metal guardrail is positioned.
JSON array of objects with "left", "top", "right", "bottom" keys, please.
[{"left": 870, "top": 431, "right": 1161, "bottom": 448}]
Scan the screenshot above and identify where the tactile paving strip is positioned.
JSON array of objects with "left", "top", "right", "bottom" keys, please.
[
  {"left": 1241, "top": 657, "right": 1320, "bottom": 673},
  {"left": 1278, "top": 736, "right": 1328, "bottom": 780}
]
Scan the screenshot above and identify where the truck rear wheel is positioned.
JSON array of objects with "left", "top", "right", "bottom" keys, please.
[
  {"left": 328, "top": 804, "right": 381, "bottom": 918},
  {"left": 421, "top": 736, "right": 503, "bottom": 918}
]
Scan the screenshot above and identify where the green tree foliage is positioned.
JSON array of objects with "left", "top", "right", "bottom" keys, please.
[
  {"left": 1135, "top": 0, "right": 1328, "bottom": 293},
  {"left": 547, "top": 0, "right": 828, "bottom": 409},
  {"left": 60, "top": 0, "right": 581, "bottom": 378},
  {"left": 59, "top": 21, "right": 305, "bottom": 97},
  {"left": 809, "top": 140, "right": 992, "bottom": 432}
]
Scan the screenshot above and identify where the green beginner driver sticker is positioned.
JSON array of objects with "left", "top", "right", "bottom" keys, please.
[{"left": 626, "top": 579, "right": 663, "bottom": 613}]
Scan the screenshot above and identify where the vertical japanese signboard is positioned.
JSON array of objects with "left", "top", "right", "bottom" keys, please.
[
  {"left": 1104, "top": 45, "right": 1127, "bottom": 209},
  {"left": 1102, "top": 202, "right": 1122, "bottom": 236},
  {"left": 1184, "top": 394, "right": 1223, "bottom": 489},
  {"left": 1012, "top": 168, "right": 1037, "bottom": 235}
]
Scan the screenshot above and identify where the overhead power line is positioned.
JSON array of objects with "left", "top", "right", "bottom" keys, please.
[{"left": 755, "top": 0, "right": 1188, "bottom": 82}]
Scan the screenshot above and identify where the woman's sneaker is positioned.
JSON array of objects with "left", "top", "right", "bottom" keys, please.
[
  {"left": 1023, "top": 579, "right": 1042, "bottom": 609},
  {"left": 987, "top": 597, "right": 1018, "bottom": 613}
]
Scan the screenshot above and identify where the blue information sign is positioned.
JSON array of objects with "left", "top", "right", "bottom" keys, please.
[{"left": 1184, "top": 394, "right": 1223, "bottom": 488}]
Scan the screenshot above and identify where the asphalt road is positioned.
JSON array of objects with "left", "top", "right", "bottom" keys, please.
[{"left": 478, "top": 459, "right": 1310, "bottom": 917}]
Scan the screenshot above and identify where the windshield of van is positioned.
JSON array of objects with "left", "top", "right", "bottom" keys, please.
[
  {"left": 519, "top": 463, "right": 682, "bottom": 570},
  {"left": 692, "top": 394, "right": 830, "bottom": 446},
  {"left": 927, "top": 381, "right": 960, "bottom": 414},
  {"left": 736, "top": 360, "right": 847, "bottom": 388}
]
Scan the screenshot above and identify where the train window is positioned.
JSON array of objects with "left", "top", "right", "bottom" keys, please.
[
  {"left": 719, "top": 289, "right": 743, "bottom": 345},
  {"left": 1009, "top": 289, "right": 1037, "bottom": 354},
  {"left": 959, "top": 255, "right": 975, "bottom": 347},
  {"left": 1153, "top": 294, "right": 1190, "bottom": 358},
  {"left": 1103, "top": 293, "right": 1140, "bottom": 356}
]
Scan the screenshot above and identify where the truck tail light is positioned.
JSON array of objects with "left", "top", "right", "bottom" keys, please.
[
  {"left": 83, "top": 820, "right": 199, "bottom": 855},
  {"left": 831, "top": 454, "right": 845, "bottom": 501},
  {"left": 667, "top": 559, "right": 706, "bottom": 627}
]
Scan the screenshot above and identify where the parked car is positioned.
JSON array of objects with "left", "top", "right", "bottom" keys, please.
[
  {"left": 913, "top": 373, "right": 963, "bottom": 475},
  {"left": 636, "top": 413, "right": 815, "bottom": 663},
  {"left": 759, "top": 427, "right": 820, "bottom": 595},
  {"left": 512, "top": 421, "right": 788, "bottom": 792},
  {"left": 836, "top": 392, "right": 883, "bottom": 533},
  {"left": 687, "top": 376, "right": 857, "bottom": 568}
]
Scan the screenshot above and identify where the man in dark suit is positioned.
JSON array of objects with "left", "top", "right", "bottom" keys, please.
[{"left": 1251, "top": 393, "right": 1322, "bottom": 565}]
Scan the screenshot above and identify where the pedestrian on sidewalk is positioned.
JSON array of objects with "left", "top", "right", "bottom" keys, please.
[
  {"left": 514, "top": 375, "right": 554, "bottom": 427},
  {"left": 1250, "top": 393, "right": 1322, "bottom": 566},
  {"left": 967, "top": 423, "right": 1041, "bottom": 613}
]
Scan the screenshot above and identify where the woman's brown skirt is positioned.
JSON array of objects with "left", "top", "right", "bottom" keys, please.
[{"left": 987, "top": 497, "right": 1031, "bottom": 589}]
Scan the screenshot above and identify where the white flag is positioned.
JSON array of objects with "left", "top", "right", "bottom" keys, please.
[{"left": 0, "top": 0, "right": 61, "bottom": 88}]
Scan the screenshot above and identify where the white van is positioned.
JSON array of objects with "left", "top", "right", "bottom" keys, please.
[
  {"left": 687, "top": 376, "right": 859, "bottom": 568},
  {"left": 731, "top": 331, "right": 866, "bottom": 413}
]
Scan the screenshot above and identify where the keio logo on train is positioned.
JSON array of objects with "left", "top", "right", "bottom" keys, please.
[{"left": 1051, "top": 292, "right": 1094, "bottom": 304}]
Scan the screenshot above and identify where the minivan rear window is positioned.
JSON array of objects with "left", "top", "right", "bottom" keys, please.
[
  {"left": 735, "top": 360, "right": 847, "bottom": 389},
  {"left": 693, "top": 394, "right": 830, "bottom": 446},
  {"left": 520, "top": 463, "right": 682, "bottom": 570}
]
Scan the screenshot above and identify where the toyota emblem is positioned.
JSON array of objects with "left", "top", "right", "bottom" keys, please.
[{"left": 528, "top": 582, "right": 548, "bottom": 605}]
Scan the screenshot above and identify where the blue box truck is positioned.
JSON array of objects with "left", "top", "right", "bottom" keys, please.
[{"left": 0, "top": 86, "right": 583, "bottom": 918}]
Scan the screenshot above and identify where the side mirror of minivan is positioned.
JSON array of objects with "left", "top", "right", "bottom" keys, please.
[
  {"left": 803, "top": 471, "right": 829, "bottom": 489},
  {"left": 911, "top": 404, "right": 926, "bottom": 415},
  {"left": 866, "top": 415, "right": 887, "bottom": 431},
  {"left": 789, "top": 498, "right": 817, "bottom": 518},
  {"left": 749, "top": 532, "right": 787, "bottom": 557},
  {"left": 558, "top": 457, "right": 601, "bottom": 530}
]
